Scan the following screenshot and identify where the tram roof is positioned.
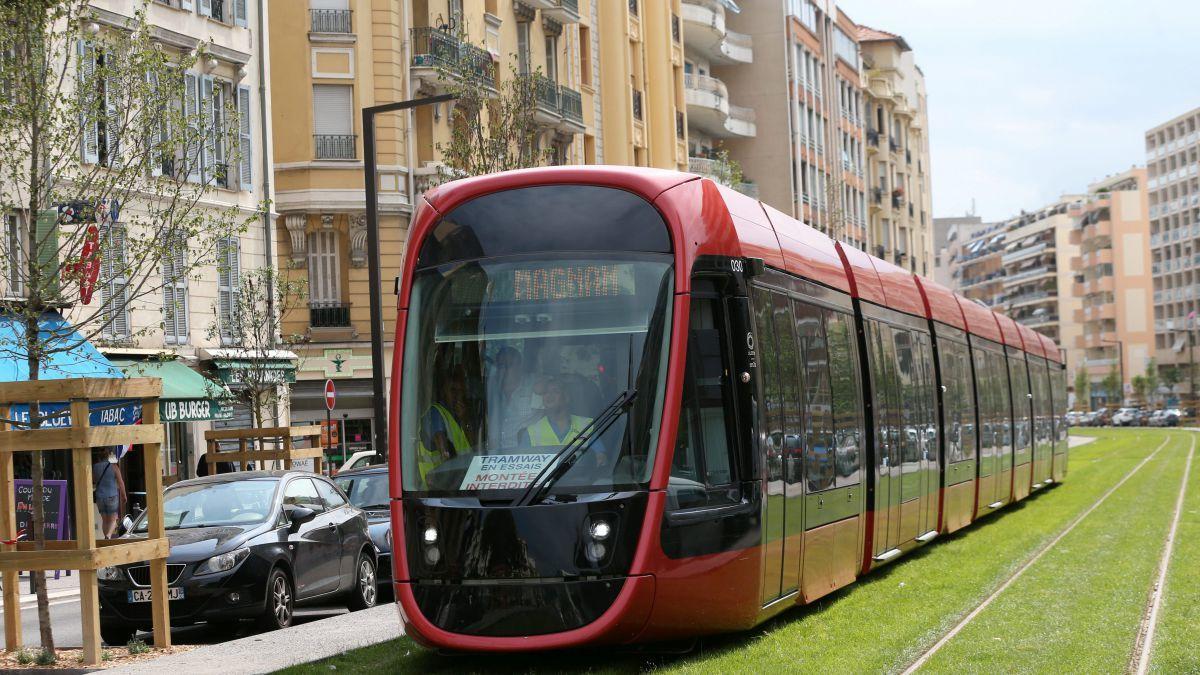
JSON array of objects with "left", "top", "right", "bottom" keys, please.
[
  {"left": 1040, "top": 333, "right": 1063, "bottom": 363},
  {"left": 995, "top": 313, "right": 1023, "bottom": 350},
  {"left": 756, "top": 198, "right": 851, "bottom": 293},
  {"left": 956, "top": 296, "right": 1005, "bottom": 344},
  {"left": 913, "top": 276, "right": 967, "bottom": 331},
  {"left": 1016, "top": 322, "right": 1047, "bottom": 359}
]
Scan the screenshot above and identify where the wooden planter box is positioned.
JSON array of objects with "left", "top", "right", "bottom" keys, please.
[
  {"left": 0, "top": 378, "right": 171, "bottom": 665},
  {"left": 203, "top": 425, "right": 325, "bottom": 473}
]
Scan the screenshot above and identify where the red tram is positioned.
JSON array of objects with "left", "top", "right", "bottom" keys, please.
[{"left": 387, "top": 166, "right": 1068, "bottom": 651}]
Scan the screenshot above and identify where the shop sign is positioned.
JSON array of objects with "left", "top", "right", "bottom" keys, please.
[
  {"left": 14, "top": 479, "right": 69, "bottom": 541},
  {"left": 160, "top": 399, "right": 234, "bottom": 423}
]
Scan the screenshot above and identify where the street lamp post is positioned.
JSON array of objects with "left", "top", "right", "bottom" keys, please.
[{"left": 362, "top": 94, "right": 458, "bottom": 461}]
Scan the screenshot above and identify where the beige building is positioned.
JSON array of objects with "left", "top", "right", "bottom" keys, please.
[
  {"left": 859, "top": 26, "right": 934, "bottom": 276},
  {"left": 933, "top": 215, "right": 987, "bottom": 289},
  {"left": 1145, "top": 107, "right": 1200, "bottom": 390},
  {"left": 1071, "top": 168, "right": 1152, "bottom": 407},
  {"left": 954, "top": 221, "right": 1006, "bottom": 305},
  {"left": 268, "top": 0, "right": 691, "bottom": 458}
]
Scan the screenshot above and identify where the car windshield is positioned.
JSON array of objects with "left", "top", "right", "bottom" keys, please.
[
  {"left": 134, "top": 479, "right": 279, "bottom": 532},
  {"left": 400, "top": 255, "right": 674, "bottom": 498},
  {"left": 335, "top": 473, "right": 390, "bottom": 510}
]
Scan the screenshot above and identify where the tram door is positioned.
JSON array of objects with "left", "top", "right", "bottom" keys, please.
[{"left": 753, "top": 288, "right": 805, "bottom": 604}]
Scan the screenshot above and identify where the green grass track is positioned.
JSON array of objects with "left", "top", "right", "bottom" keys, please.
[
  {"left": 1149, "top": 431, "right": 1200, "bottom": 673},
  {"left": 919, "top": 431, "right": 1190, "bottom": 673},
  {"left": 279, "top": 430, "right": 1184, "bottom": 674}
]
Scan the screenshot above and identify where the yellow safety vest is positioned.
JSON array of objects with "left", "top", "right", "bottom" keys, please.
[
  {"left": 417, "top": 403, "right": 469, "bottom": 485},
  {"left": 526, "top": 415, "right": 592, "bottom": 447}
]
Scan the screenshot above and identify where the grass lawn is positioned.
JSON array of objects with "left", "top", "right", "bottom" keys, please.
[
  {"left": 1149, "top": 434, "right": 1200, "bottom": 673},
  {"left": 279, "top": 430, "right": 1177, "bottom": 675},
  {"left": 920, "top": 431, "right": 1189, "bottom": 673}
]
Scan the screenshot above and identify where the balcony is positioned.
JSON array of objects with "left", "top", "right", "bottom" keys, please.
[
  {"left": 558, "top": 85, "right": 584, "bottom": 133},
  {"left": 410, "top": 27, "right": 496, "bottom": 93},
  {"left": 310, "top": 9, "right": 352, "bottom": 34},
  {"left": 310, "top": 302, "right": 351, "bottom": 328},
  {"left": 682, "top": 0, "right": 753, "bottom": 65},
  {"left": 314, "top": 134, "right": 356, "bottom": 160},
  {"left": 542, "top": 0, "right": 580, "bottom": 23},
  {"left": 1002, "top": 242, "right": 1048, "bottom": 266},
  {"left": 519, "top": 73, "right": 562, "bottom": 126},
  {"left": 685, "top": 74, "right": 756, "bottom": 138}
]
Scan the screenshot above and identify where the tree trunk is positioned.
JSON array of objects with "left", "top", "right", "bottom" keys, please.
[{"left": 24, "top": 320, "right": 55, "bottom": 654}]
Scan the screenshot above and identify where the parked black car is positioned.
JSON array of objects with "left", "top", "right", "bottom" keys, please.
[
  {"left": 334, "top": 466, "right": 392, "bottom": 586},
  {"left": 98, "top": 471, "right": 377, "bottom": 646}
]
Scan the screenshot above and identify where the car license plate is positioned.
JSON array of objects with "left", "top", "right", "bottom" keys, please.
[{"left": 127, "top": 588, "right": 184, "bottom": 603}]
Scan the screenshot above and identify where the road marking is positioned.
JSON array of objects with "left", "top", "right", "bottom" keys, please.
[
  {"left": 901, "top": 434, "right": 1173, "bottom": 674},
  {"left": 1132, "top": 432, "right": 1195, "bottom": 675}
]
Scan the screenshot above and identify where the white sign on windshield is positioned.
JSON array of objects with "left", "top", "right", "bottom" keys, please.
[{"left": 459, "top": 454, "right": 556, "bottom": 490}]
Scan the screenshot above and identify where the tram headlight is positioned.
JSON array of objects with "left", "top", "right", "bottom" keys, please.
[
  {"left": 589, "top": 519, "right": 612, "bottom": 541},
  {"left": 585, "top": 542, "right": 607, "bottom": 563},
  {"left": 422, "top": 526, "right": 438, "bottom": 545},
  {"left": 424, "top": 546, "right": 441, "bottom": 565}
]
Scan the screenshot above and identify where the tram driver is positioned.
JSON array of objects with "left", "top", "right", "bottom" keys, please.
[{"left": 416, "top": 367, "right": 473, "bottom": 485}]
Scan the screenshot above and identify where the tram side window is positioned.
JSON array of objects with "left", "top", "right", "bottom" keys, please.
[
  {"left": 1008, "top": 355, "right": 1031, "bottom": 451},
  {"left": 914, "top": 332, "right": 936, "bottom": 460},
  {"left": 892, "top": 328, "right": 919, "bottom": 467},
  {"left": 754, "top": 287, "right": 785, "bottom": 488},
  {"left": 826, "top": 310, "right": 864, "bottom": 487},
  {"left": 668, "top": 286, "right": 740, "bottom": 511},
  {"left": 867, "top": 321, "right": 899, "bottom": 473},
  {"left": 773, "top": 295, "right": 804, "bottom": 487},
  {"left": 943, "top": 341, "right": 977, "bottom": 463},
  {"left": 794, "top": 300, "right": 834, "bottom": 492}
]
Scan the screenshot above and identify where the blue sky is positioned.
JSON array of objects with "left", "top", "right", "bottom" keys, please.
[{"left": 844, "top": 0, "right": 1200, "bottom": 221}]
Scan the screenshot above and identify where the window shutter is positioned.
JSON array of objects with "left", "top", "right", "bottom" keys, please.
[
  {"left": 184, "top": 72, "right": 201, "bottom": 182},
  {"left": 103, "top": 225, "right": 130, "bottom": 338},
  {"left": 104, "top": 52, "right": 121, "bottom": 165},
  {"left": 234, "top": 0, "right": 247, "bottom": 26},
  {"left": 200, "top": 75, "right": 216, "bottom": 185},
  {"left": 34, "top": 209, "right": 60, "bottom": 298},
  {"left": 218, "top": 237, "right": 240, "bottom": 342},
  {"left": 311, "top": 84, "right": 353, "bottom": 135},
  {"left": 181, "top": 0, "right": 194, "bottom": 10},
  {"left": 78, "top": 40, "right": 100, "bottom": 164},
  {"left": 237, "top": 85, "right": 252, "bottom": 191},
  {"left": 200, "top": 0, "right": 213, "bottom": 19}
]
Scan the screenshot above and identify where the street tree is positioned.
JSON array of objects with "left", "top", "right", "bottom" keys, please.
[
  {"left": 1074, "top": 367, "right": 1090, "bottom": 411},
  {"left": 207, "top": 265, "right": 308, "bottom": 431},
  {"left": 1102, "top": 366, "right": 1121, "bottom": 406},
  {"left": 1131, "top": 375, "right": 1148, "bottom": 406},
  {"left": 0, "top": 2, "right": 254, "bottom": 653},
  {"left": 1144, "top": 358, "right": 1160, "bottom": 408}
]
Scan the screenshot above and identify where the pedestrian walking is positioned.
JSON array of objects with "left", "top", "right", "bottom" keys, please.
[{"left": 92, "top": 448, "right": 126, "bottom": 539}]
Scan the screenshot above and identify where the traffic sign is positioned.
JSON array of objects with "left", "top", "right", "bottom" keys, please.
[{"left": 324, "top": 379, "right": 337, "bottom": 411}]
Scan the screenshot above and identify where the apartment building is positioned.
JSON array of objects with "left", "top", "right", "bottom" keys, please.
[
  {"left": 859, "top": 26, "right": 933, "bottom": 275},
  {"left": 1145, "top": 106, "right": 1200, "bottom": 385},
  {"left": 954, "top": 221, "right": 1006, "bottom": 305},
  {"left": 681, "top": 0, "right": 757, "bottom": 195},
  {"left": 933, "top": 215, "right": 987, "bottom": 289},
  {"left": 717, "top": 1, "right": 931, "bottom": 266},
  {"left": 599, "top": 0, "right": 688, "bottom": 170},
  {"left": 79, "top": 0, "right": 276, "bottom": 485},
  {"left": 1071, "top": 169, "right": 1152, "bottom": 408}
]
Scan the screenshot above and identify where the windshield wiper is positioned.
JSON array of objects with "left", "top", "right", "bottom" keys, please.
[{"left": 513, "top": 388, "right": 638, "bottom": 507}]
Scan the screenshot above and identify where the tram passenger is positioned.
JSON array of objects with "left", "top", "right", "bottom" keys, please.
[
  {"left": 417, "top": 368, "right": 472, "bottom": 486},
  {"left": 486, "top": 347, "right": 540, "bottom": 451}
]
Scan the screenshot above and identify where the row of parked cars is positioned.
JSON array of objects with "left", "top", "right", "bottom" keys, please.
[
  {"left": 1069, "top": 407, "right": 1187, "bottom": 427},
  {"left": 98, "top": 464, "right": 391, "bottom": 646}
]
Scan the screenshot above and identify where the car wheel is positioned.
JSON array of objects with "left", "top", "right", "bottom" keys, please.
[
  {"left": 259, "top": 568, "right": 294, "bottom": 631},
  {"left": 100, "top": 624, "right": 136, "bottom": 647},
  {"left": 346, "top": 552, "right": 377, "bottom": 611}
]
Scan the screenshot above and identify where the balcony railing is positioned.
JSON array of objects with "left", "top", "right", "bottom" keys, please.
[
  {"left": 520, "top": 73, "right": 560, "bottom": 115},
  {"left": 310, "top": 302, "right": 351, "bottom": 328},
  {"left": 410, "top": 27, "right": 497, "bottom": 90},
  {"left": 559, "top": 85, "right": 583, "bottom": 126},
  {"left": 632, "top": 89, "right": 644, "bottom": 121},
  {"left": 314, "top": 134, "right": 356, "bottom": 160},
  {"left": 310, "top": 9, "right": 352, "bottom": 33}
]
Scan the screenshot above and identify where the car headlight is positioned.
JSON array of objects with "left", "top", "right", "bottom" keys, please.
[
  {"left": 385, "top": 528, "right": 392, "bottom": 550},
  {"left": 97, "top": 566, "right": 124, "bottom": 581},
  {"left": 194, "top": 547, "right": 250, "bottom": 576}
]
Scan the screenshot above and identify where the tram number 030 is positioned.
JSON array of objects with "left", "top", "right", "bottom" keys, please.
[{"left": 730, "top": 259, "right": 744, "bottom": 273}]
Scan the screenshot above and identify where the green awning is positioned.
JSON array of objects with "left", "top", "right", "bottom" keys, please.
[{"left": 111, "top": 359, "right": 233, "bottom": 422}]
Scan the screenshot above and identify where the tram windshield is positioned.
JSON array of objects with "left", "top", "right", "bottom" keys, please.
[{"left": 400, "top": 255, "right": 674, "bottom": 498}]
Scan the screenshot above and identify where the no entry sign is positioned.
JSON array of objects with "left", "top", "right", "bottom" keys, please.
[{"left": 324, "top": 379, "right": 336, "bottom": 411}]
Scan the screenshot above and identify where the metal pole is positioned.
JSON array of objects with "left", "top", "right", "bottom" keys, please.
[
  {"left": 362, "top": 94, "right": 458, "bottom": 461},
  {"left": 325, "top": 406, "right": 332, "bottom": 476}
]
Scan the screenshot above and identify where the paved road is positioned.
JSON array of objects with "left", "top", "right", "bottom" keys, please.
[{"left": 0, "top": 597, "right": 349, "bottom": 649}]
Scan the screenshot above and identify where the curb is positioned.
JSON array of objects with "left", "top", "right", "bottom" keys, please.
[{"left": 18, "top": 589, "right": 81, "bottom": 607}]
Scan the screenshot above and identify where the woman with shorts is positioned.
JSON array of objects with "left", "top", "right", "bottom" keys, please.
[{"left": 92, "top": 449, "right": 126, "bottom": 538}]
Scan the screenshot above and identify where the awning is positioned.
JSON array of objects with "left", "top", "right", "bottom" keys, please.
[
  {"left": 0, "top": 311, "right": 139, "bottom": 428},
  {"left": 111, "top": 359, "right": 234, "bottom": 423},
  {"left": 204, "top": 348, "right": 298, "bottom": 386}
]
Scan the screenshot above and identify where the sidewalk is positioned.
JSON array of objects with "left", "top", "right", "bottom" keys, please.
[
  {"left": 106, "top": 604, "right": 402, "bottom": 675},
  {"left": 9, "top": 572, "right": 81, "bottom": 607}
]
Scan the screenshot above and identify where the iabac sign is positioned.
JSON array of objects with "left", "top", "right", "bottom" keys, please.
[
  {"left": 160, "top": 399, "right": 234, "bottom": 423},
  {"left": 7, "top": 399, "right": 142, "bottom": 429}
]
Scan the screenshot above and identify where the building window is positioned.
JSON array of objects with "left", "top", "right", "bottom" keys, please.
[
  {"left": 307, "top": 230, "right": 349, "bottom": 328},
  {"left": 217, "top": 237, "right": 241, "bottom": 344},
  {"left": 516, "top": 21, "right": 531, "bottom": 75},
  {"left": 100, "top": 225, "right": 130, "bottom": 340},
  {"left": 579, "top": 25, "right": 593, "bottom": 86},
  {"left": 313, "top": 84, "right": 355, "bottom": 159},
  {"left": 162, "top": 234, "right": 189, "bottom": 344},
  {"left": 4, "top": 213, "right": 24, "bottom": 298},
  {"left": 544, "top": 34, "right": 558, "bottom": 83}
]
